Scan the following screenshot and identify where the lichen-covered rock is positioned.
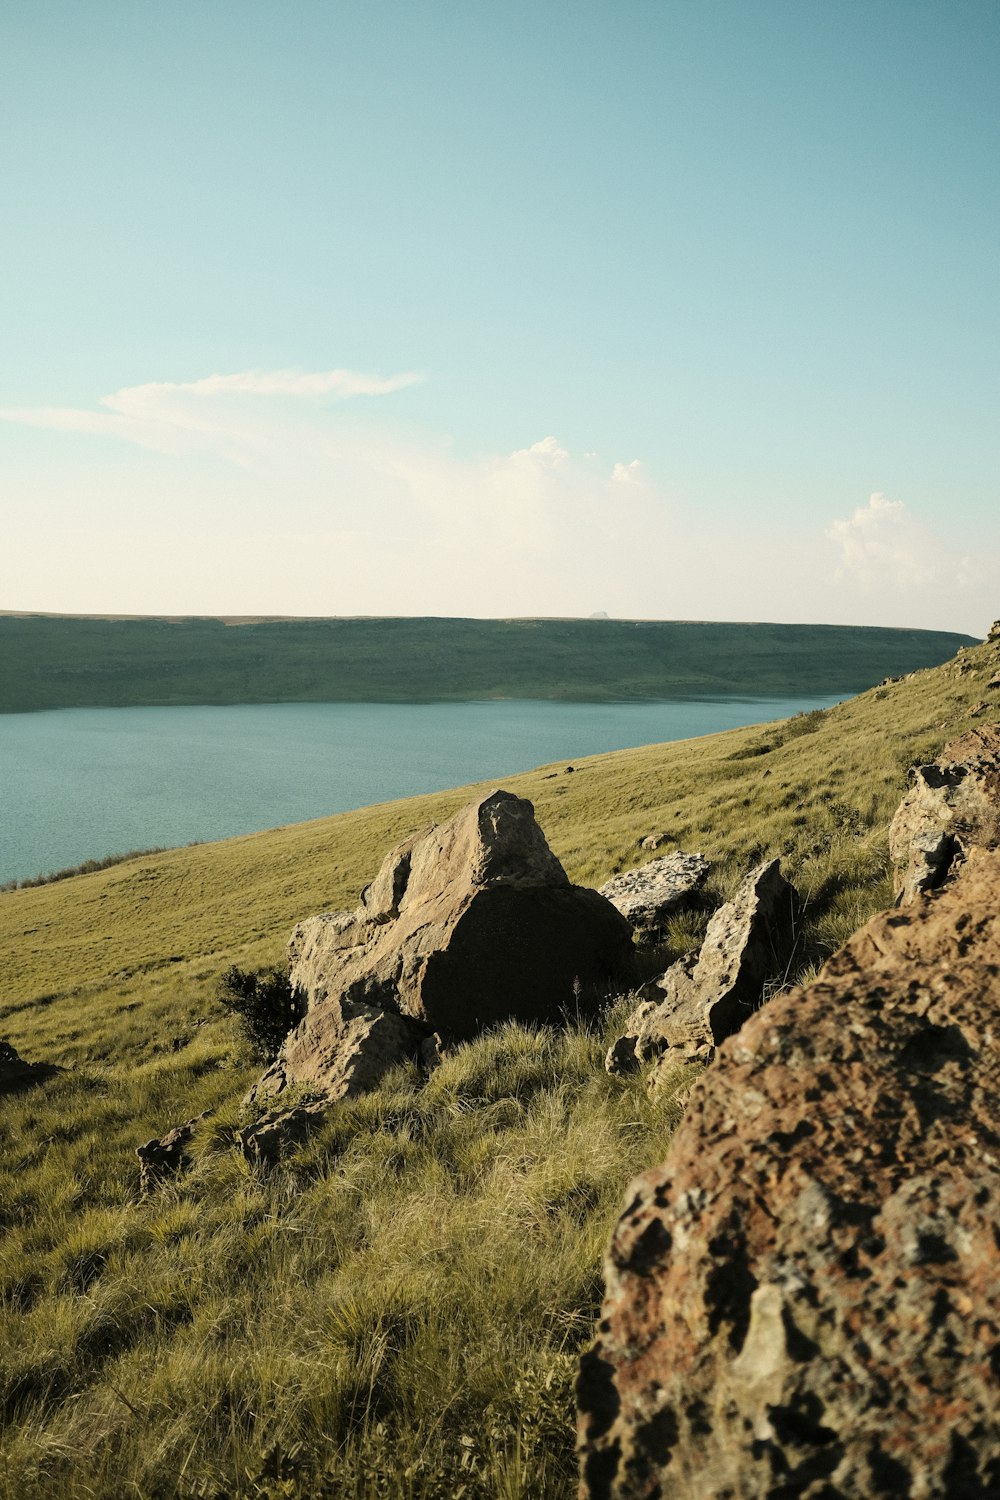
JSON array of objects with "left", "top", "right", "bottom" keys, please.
[
  {"left": 289, "top": 790, "right": 634, "bottom": 1040},
  {"left": 0, "top": 1039, "right": 61, "bottom": 1096},
  {"left": 578, "top": 846, "right": 1000, "bottom": 1500},
  {"left": 606, "top": 861, "right": 798, "bottom": 1069},
  {"left": 889, "top": 724, "right": 1000, "bottom": 901},
  {"left": 598, "top": 853, "right": 709, "bottom": 940}
]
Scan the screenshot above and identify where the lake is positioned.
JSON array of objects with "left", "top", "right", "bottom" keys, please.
[{"left": 0, "top": 696, "right": 840, "bottom": 885}]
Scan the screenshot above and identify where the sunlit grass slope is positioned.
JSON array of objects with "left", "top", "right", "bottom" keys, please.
[{"left": 0, "top": 632, "right": 997, "bottom": 1498}]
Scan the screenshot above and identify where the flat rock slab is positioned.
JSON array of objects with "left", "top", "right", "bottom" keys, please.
[
  {"left": 579, "top": 846, "right": 1000, "bottom": 1500},
  {"left": 598, "top": 853, "right": 709, "bottom": 939},
  {"left": 289, "top": 789, "right": 634, "bottom": 1041}
]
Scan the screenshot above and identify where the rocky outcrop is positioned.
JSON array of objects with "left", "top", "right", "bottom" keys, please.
[
  {"left": 289, "top": 790, "right": 634, "bottom": 1041},
  {"left": 245, "top": 995, "right": 426, "bottom": 1109},
  {"left": 578, "top": 846, "right": 1000, "bottom": 1500},
  {"left": 598, "top": 853, "right": 709, "bottom": 941},
  {"left": 136, "top": 1113, "right": 209, "bottom": 1197},
  {"left": 889, "top": 724, "right": 1000, "bottom": 902},
  {"left": 606, "top": 860, "right": 798, "bottom": 1071},
  {"left": 0, "top": 1039, "right": 61, "bottom": 1096}
]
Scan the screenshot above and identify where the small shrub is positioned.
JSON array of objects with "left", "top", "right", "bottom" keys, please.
[{"left": 216, "top": 965, "right": 304, "bottom": 1061}]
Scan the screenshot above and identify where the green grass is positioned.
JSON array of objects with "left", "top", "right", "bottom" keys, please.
[
  {"left": 1, "top": 630, "right": 998, "bottom": 1497},
  {"left": 0, "top": 613, "right": 975, "bottom": 710}
]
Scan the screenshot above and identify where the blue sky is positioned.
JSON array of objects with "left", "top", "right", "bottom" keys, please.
[{"left": 2, "top": 1, "right": 997, "bottom": 632}]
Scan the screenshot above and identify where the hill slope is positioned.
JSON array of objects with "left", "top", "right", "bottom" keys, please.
[
  {"left": 0, "top": 613, "right": 976, "bottom": 710},
  {"left": 0, "top": 629, "right": 997, "bottom": 1498}
]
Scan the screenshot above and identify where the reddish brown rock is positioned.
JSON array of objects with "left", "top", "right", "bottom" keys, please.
[
  {"left": 578, "top": 847, "right": 1000, "bottom": 1499},
  {"left": 889, "top": 724, "right": 1000, "bottom": 901},
  {"left": 289, "top": 790, "right": 634, "bottom": 1041}
]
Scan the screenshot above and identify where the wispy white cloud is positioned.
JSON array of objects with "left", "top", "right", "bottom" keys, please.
[{"left": 0, "top": 367, "right": 423, "bottom": 453}]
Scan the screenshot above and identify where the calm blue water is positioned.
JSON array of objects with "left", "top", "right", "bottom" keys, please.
[{"left": 0, "top": 697, "right": 839, "bottom": 884}]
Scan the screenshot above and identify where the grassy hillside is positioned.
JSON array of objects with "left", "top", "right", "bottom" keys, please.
[
  {"left": 0, "top": 630, "right": 997, "bottom": 1498},
  {"left": 0, "top": 613, "right": 976, "bottom": 711}
]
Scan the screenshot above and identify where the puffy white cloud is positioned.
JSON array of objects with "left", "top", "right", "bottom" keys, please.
[
  {"left": 611, "top": 459, "right": 643, "bottom": 485},
  {"left": 826, "top": 491, "right": 977, "bottom": 592},
  {"left": 508, "top": 435, "right": 569, "bottom": 469}
]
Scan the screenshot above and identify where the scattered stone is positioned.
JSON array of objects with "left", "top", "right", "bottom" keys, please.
[
  {"left": 888, "top": 724, "right": 1000, "bottom": 901},
  {"left": 0, "top": 1039, "right": 61, "bottom": 1096},
  {"left": 968, "top": 700, "right": 988, "bottom": 716},
  {"left": 988, "top": 672, "right": 1000, "bottom": 690},
  {"left": 245, "top": 995, "right": 426, "bottom": 1109},
  {"left": 288, "top": 790, "right": 634, "bottom": 1041},
  {"left": 598, "top": 853, "right": 709, "bottom": 941},
  {"left": 578, "top": 846, "right": 1000, "bottom": 1500},
  {"left": 639, "top": 834, "right": 667, "bottom": 852},
  {"left": 237, "top": 1099, "right": 332, "bottom": 1167},
  {"left": 136, "top": 1113, "right": 210, "bottom": 1197},
  {"left": 606, "top": 860, "right": 798, "bottom": 1068}
]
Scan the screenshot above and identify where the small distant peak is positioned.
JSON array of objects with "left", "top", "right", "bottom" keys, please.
[{"left": 588, "top": 611, "right": 610, "bottom": 620}]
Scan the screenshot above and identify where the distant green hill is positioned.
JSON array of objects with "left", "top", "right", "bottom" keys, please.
[{"left": 0, "top": 614, "right": 977, "bottom": 710}]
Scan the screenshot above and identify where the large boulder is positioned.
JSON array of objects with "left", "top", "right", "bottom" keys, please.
[
  {"left": 288, "top": 790, "right": 634, "bottom": 1041},
  {"left": 606, "top": 860, "right": 798, "bottom": 1071},
  {"left": 889, "top": 724, "right": 1000, "bottom": 902},
  {"left": 598, "top": 853, "right": 709, "bottom": 941},
  {"left": 578, "top": 845, "right": 1000, "bottom": 1499}
]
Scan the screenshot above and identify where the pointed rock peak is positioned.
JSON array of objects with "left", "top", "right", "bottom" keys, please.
[{"left": 405, "top": 789, "right": 569, "bottom": 898}]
